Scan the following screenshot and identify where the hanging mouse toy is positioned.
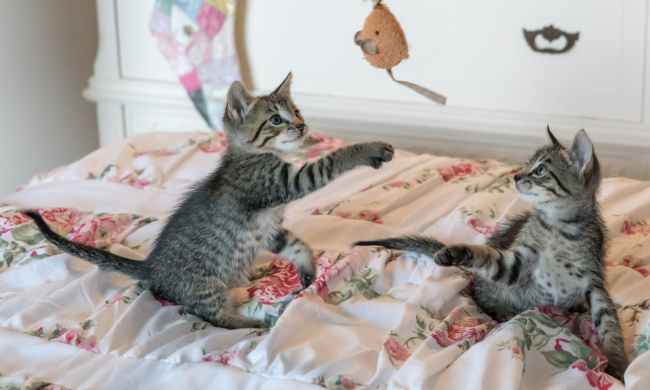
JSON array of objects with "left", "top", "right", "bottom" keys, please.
[{"left": 354, "top": 0, "right": 447, "bottom": 104}]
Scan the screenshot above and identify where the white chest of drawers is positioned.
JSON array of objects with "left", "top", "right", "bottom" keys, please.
[{"left": 85, "top": 0, "right": 650, "bottom": 178}]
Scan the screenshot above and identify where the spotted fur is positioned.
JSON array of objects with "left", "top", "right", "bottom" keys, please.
[
  {"left": 356, "top": 127, "right": 627, "bottom": 379},
  {"left": 26, "top": 73, "right": 394, "bottom": 329}
]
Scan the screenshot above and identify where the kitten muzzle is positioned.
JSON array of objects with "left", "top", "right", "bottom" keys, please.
[
  {"left": 515, "top": 178, "right": 533, "bottom": 194},
  {"left": 284, "top": 126, "right": 309, "bottom": 143}
]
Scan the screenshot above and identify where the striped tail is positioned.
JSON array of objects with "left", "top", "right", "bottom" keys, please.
[
  {"left": 354, "top": 235, "right": 445, "bottom": 257},
  {"left": 24, "top": 210, "right": 151, "bottom": 280}
]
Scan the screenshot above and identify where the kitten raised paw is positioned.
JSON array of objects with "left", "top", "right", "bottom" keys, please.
[{"left": 360, "top": 142, "right": 394, "bottom": 169}]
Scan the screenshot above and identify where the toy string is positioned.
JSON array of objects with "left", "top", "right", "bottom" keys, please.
[{"left": 387, "top": 68, "right": 447, "bottom": 105}]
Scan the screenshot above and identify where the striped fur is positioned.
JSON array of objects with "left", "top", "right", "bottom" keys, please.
[
  {"left": 26, "top": 74, "right": 394, "bottom": 329},
  {"left": 356, "top": 128, "right": 627, "bottom": 380}
]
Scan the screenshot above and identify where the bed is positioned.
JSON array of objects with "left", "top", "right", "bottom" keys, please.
[{"left": 1, "top": 130, "right": 650, "bottom": 389}]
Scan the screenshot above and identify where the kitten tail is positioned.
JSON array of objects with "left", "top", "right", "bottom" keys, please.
[
  {"left": 24, "top": 210, "right": 151, "bottom": 280},
  {"left": 354, "top": 235, "right": 445, "bottom": 256}
]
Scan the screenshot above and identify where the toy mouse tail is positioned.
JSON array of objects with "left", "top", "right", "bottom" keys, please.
[{"left": 387, "top": 68, "right": 447, "bottom": 105}]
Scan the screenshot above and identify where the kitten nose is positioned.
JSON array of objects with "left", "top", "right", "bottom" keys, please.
[
  {"left": 296, "top": 123, "right": 306, "bottom": 134},
  {"left": 514, "top": 173, "right": 523, "bottom": 182}
]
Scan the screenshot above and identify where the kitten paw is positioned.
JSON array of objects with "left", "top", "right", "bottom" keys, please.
[
  {"left": 229, "top": 287, "right": 253, "bottom": 306},
  {"left": 299, "top": 268, "right": 315, "bottom": 288},
  {"left": 604, "top": 352, "right": 628, "bottom": 381},
  {"left": 362, "top": 142, "right": 394, "bottom": 169},
  {"left": 433, "top": 245, "right": 473, "bottom": 267},
  {"left": 605, "top": 363, "right": 626, "bottom": 382},
  {"left": 282, "top": 241, "right": 316, "bottom": 289},
  {"left": 250, "top": 319, "right": 270, "bottom": 329}
]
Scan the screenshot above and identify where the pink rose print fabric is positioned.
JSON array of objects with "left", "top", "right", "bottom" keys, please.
[
  {"left": 430, "top": 310, "right": 494, "bottom": 348},
  {"left": 2, "top": 131, "right": 650, "bottom": 389},
  {"left": 384, "top": 336, "right": 411, "bottom": 363},
  {"left": 247, "top": 258, "right": 303, "bottom": 305}
]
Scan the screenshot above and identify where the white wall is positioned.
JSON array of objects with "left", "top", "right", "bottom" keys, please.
[{"left": 0, "top": 1, "right": 98, "bottom": 195}]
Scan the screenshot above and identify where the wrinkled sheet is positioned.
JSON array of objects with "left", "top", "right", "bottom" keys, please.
[{"left": 1, "top": 131, "right": 650, "bottom": 390}]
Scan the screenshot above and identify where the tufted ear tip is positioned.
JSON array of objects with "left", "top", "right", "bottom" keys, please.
[
  {"left": 272, "top": 72, "right": 293, "bottom": 97},
  {"left": 546, "top": 125, "right": 561, "bottom": 147}
]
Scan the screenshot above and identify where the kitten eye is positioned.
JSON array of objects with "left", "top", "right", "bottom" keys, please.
[
  {"left": 270, "top": 114, "right": 283, "bottom": 126},
  {"left": 532, "top": 165, "right": 547, "bottom": 177}
]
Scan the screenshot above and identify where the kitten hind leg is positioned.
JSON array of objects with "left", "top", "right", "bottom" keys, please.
[
  {"left": 229, "top": 287, "right": 253, "bottom": 306},
  {"left": 214, "top": 311, "right": 267, "bottom": 329},
  {"left": 268, "top": 229, "right": 315, "bottom": 288},
  {"left": 590, "top": 286, "right": 628, "bottom": 379},
  {"left": 201, "top": 303, "right": 267, "bottom": 329},
  {"left": 191, "top": 283, "right": 266, "bottom": 329}
]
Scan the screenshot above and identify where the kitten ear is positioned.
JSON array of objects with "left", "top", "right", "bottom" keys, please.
[
  {"left": 570, "top": 129, "right": 595, "bottom": 179},
  {"left": 225, "top": 81, "right": 254, "bottom": 122},
  {"left": 272, "top": 72, "right": 293, "bottom": 97},
  {"left": 546, "top": 125, "right": 561, "bottom": 147}
]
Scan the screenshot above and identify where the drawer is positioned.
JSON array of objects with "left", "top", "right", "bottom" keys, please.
[{"left": 246, "top": 0, "right": 646, "bottom": 122}]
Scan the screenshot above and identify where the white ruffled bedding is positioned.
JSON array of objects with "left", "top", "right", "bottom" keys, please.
[{"left": 2, "top": 131, "right": 650, "bottom": 390}]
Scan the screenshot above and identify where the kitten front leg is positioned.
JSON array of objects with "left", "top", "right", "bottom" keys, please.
[
  {"left": 288, "top": 142, "right": 394, "bottom": 199},
  {"left": 247, "top": 142, "right": 394, "bottom": 209},
  {"left": 268, "top": 228, "right": 315, "bottom": 288},
  {"left": 589, "top": 286, "right": 628, "bottom": 380},
  {"left": 433, "top": 244, "right": 527, "bottom": 286}
]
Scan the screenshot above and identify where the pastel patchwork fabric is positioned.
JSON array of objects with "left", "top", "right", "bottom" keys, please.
[
  {"left": 2, "top": 132, "right": 650, "bottom": 389},
  {"left": 150, "top": 0, "right": 238, "bottom": 128}
]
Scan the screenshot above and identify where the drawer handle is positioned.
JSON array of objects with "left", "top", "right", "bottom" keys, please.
[{"left": 523, "top": 25, "right": 579, "bottom": 54}]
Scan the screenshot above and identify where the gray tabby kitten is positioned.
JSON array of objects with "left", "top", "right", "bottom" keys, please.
[
  {"left": 356, "top": 128, "right": 627, "bottom": 379},
  {"left": 26, "top": 73, "right": 394, "bottom": 329}
]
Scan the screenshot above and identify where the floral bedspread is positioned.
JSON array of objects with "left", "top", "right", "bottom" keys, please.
[{"left": 2, "top": 132, "right": 650, "bottom": 389}]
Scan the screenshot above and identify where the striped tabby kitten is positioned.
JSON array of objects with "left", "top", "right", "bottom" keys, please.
[
  {"left": 356, "top": 128, "right": 627, "bottom": 379},
  {"left": 26, "top": 73, "right": 394, "bottom": 329}
]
